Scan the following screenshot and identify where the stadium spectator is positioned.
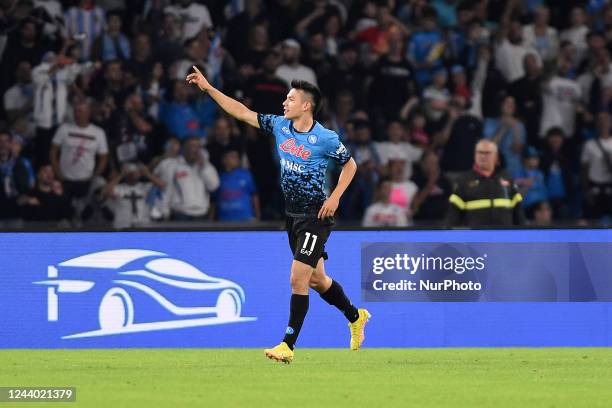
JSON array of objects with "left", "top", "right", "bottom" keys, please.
[
  {"left": 483, "top": 95, "right": 526, "bottom": 176},
  {"left": 522, "top": 6, "right": 559, "bottom": 64},
  {"left": 275, "top": 38, "right": 318, "bottom": 87},
  {"left": 0, "top": 18, "right": 45, "bottom": 94},
  {"left": 63, "top": 0, "right": 106, "bottom": 62},
  {"left": 446, "top": 139, "right": 525, "bottom": 227},
  {"left": 540, "top": 127, "right": 573, "bottom": 218},
  {"left": 437, "top": 96, "right": 483, "bottom": 175},
  {"left": 22, "top": 164, "right": 72, "bottom": 223},
  {"left": 91, "top": 9, "right": 130, "bottom": 62},
  {"left": 126, "top": 33, "right": 153, "bottom": 80},
  {"left": 560, "top": 7, "right": 589, "bottom": 65},
  {"left": 494, "top": 16, "right": 541, "bottom": 83},
  {"left": 3, "top": 61, "right": 34, "bottom": 126},
  {"left": 581, "top": 112, "right": 612, "bottom": 220},
  {"left": 49, "top": 98, "right": 108, "bottom": 218},
  {"left": 508, "top": 53, "right": 543, "bottom": 146},
  {"left": 514, "top": 146, "right": 548, "bottom": 217},
  {"left": 375, "top": 120, "right": 422, "bottom": 179},
  {"left": 159, "top": 80, "right": 206, "bottom": 141},
  {"left": 362, "top": 179, "right": 408, "bottom": 227},
  {"left": 388, "top": 158, "right": 418, "bottom": 222},
  {"left": 105, "top": 92, "right": 156, "bottom": 169},
  {"left": 0, "top": 131, "right": 35, "bottom": 227},
  {"left": 423, "top": 67, "right": 450, "bottom": 122},
  {"left": 411, "top": 150, "right": 452, "bottom": 223},
  {"left": 326, "top": 41, "right": 368, "bottom": 108},
  {"left": 532, "top": 200, "right": 553, "bottom": 226},
  {"left": 407, "top": 6, "right": 444, "bottom": 87},
  {"left": 245, "top": 50, "right": 288, "bottom": 116},
  {"left": 341, "top": 119, "right": 380, "bottom": 220},
  {"left": 164, "top": 0, "right": 213, "bottom": 42},
  {"left": 105, "top": 162, "right": 165, "bottom": 229},
  {"left": 32, "top": 49, "right": 94, "bottom": 166},
  {"left": 369, "top": 29, "right": 415, "bottom": 127},
  {"left": 156, "top": 137, "right": 219, "bottom": 220},
  {"left": 325, "top": 89, "right": 354, "bottom": 142},
  {"left": 539, "top": 58, "right": 582, "bottom": 139},
  {"left": 152, "top": 12, "right": 183, "bottom": 71},
  {"left": 206, "top": 116, "right": 243, "bottom": 173},
  {"left": 213, "top": 150, "right": 260, "bottom": 222}
]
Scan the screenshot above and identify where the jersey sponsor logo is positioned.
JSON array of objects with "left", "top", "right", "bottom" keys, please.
[
  {"left": 335, "top": 143, "right": 347, "bottom": 155},
  {"left": 280, "top": 158, "right": 305, "bottom": 172},
  {"left": 279, "top": 138, "right": 312, "bottom": 160},
  {"left": 281, "top": 126, "right": 290, "bottom": 134}
]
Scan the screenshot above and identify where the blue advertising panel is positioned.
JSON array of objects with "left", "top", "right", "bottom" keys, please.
[{"left": 1, "top": 229, "right": 611, "bottom": 348}]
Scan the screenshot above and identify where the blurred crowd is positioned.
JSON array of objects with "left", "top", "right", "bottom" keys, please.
[{"left": 1, "top": 0, "right": 612, "bottom": 229}]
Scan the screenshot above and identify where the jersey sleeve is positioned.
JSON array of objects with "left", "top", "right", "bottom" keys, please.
[
  {"left": 325, "top": 132, "right": 352, "bottom": 165},
  {"left": 257, "top": 114, "right": 282, "bottom": 134}
]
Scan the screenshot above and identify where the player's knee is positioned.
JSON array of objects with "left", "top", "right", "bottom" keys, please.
[{"left": 290, "top": 273, "right": 309, "bottom": 292}]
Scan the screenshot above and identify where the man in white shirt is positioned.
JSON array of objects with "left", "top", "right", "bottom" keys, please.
[
  {"left": 539, "top": 59, "right": 582, "bottom": 138},
  {"left": 3, "top": 61, "right": 33, "bottom": 125},
  {"left": 33, "top": 52, "right": 93, "bottom": 166},
  {"left": 362, "top": 179, "right": 408, "bottom": 227},
  {"left": 495, "top": 20, "right": 541, "bottom": 83},
  {"left": 155, "top": 137, "right": 219, "bottom": 220},
  {"left": 581, "top": 112, "right": 612, "bottom": 219},
  {"left": 105, "top": 162, "right": 165, "bottom": 229},
  {"left": 375, "top": 120, "right": 422, "bottom": 179},
  {"left": 560, "top": 7, "right": 589, "bottom": 66},
  {"left": 50, "top": 98, "right": 108, "bottom": 216},
  {"left": 275, "top": 39, "right": 318, "bottom": 87},
  {"left": 165, "top": 0, "right": 213, "bottom": 41}
]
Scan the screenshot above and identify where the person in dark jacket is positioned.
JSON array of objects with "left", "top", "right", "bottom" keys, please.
[
  {"left": 446, "top": 139, "right": 525, "bottom": 227},
  {"left": 0, "top": 131, "right": 35, "bottom": 227}
]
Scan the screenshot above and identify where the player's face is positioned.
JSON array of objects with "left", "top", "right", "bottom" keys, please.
[{"left": 283, "top": 88, "right": 310, "bottom": 120}]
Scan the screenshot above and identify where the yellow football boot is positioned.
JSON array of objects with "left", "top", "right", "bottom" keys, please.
[
  {"left": 349, "top": 309, "right": 371, "bottom": 350},
  {"left": 264, "top": 342, "right": 294, "bottom": 364}
]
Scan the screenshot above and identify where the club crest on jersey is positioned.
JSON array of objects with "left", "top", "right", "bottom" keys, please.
[
  {"left": 308, "top": 135, "right": 317, "bottom": 144},
  {"left": 279, "top": 138, "right": 312, "bottom": 160}
]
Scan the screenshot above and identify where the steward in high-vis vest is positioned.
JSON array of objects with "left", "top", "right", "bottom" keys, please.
[{"left": 446, "top": 139, "right": 525, "bottom": 226}]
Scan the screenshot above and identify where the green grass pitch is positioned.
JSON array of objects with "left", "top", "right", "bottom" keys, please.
[{"left": 1, "top": 348, "right": 611, "bottom": 407}]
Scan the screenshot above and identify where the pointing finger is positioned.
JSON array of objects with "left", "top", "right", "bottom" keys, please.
[{"left": 192, "top": 65, "right": 202, "bottom": 75}]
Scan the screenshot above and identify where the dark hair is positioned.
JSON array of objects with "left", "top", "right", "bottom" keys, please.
[
  {"left": 290, "top": 79, "right": 322, "bottom": 114},
  {"left": 106, "top": 9, "right": 123, "bottom": 20},
  {"left": 546, "top": 126, "right": 565, "bottom": 138}
]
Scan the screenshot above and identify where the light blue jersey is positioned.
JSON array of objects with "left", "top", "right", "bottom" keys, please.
[{"left": 258, "top": 114, "right": 351, "bottom": 216}]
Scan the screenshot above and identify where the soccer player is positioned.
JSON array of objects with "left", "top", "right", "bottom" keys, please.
[{"left": 187, "top": 66, "right": 370, "bottom": 363}]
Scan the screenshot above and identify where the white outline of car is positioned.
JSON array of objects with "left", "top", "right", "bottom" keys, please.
[{"left": 33, "top": 249, "right": 256, "bottom": 339}]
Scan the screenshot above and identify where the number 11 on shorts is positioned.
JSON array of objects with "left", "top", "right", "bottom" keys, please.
[{"left": 303, "top": 232, "right": 318, "bottom": 253}]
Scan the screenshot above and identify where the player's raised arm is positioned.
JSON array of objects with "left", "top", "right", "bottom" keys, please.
[{"left": 186, "top": 66, "right": 260, "bottom": 129}]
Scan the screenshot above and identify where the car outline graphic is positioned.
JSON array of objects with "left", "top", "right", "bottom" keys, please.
[{"left": 33, "top": 249, "right": 256, "bottom": 339}]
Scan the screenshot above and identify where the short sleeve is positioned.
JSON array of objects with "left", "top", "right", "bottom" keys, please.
[
  {"left": 325, "top": 132, "right": 351, "bottom": 165},
  {"left": 97, "top": 130, "right": 109, "bottom": 155},
  {"left": 52, "top": 125, "right": 66, "bottom": 146},
  {"left": 257, "top": 114, "right": 282, "bottom": 134},
  {"left": 581, "top": 140, "right": 595, "bottom": 164}
]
